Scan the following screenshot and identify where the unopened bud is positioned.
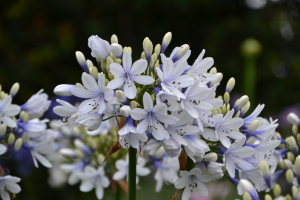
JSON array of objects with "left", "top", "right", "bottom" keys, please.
[
  {"left": 116, "top": 90, "right": 126, "bottom": 102},
  {"left": 285, "top": 194, "right": 292, "bottom": 200},
  {"left": 292, "top": 125, "right": 298, "bottom": 135},
  {"left": 287, "top": 152, "right": 295, "bottom": 162},
  {"left": 291, "top": 186, "right": 298, "bottom": 199},
  {"left": 234, "top": 95, "right": 249, "bottom": 110},
  {"left": 161, "top": 32, "right": 172, "bottom": 53},
  {"left": 22, "top": 111, "right": 30, "bottom": 123},
  {"left": 22, "top": 133, "right": 30, "bottom": 143},
  {"left": 111, "top": 44, "right": 123, "bottom": 58},
  {"left": 210, "top": 72, "right": 223, "bottom": 85},
  {"left": 0, "top": 123, "right": 7, "bottom": 136},
  {"left": 154, "top": 146, "right": 165, "bottom": 158},
  {"left": 174, "top": 44, "right": 189, "bottom": 61},
  {"left": 287, "top": 113, "right": 299, "bottom": 125},
  {"left": 221, "top": 105, "right": 226, "bottom": 114},
  {"left": 126, "top": 47, "right": 132, "bottom": 55},
  {"left": 137, "top": 88, "right": 141, "bottom": 96},
  {"left": 86, "top": 59, "right": 93, "bottom": 71},
  {"left": 260, "top": 160, "right": 270, "bottom": 176},
  {"left": 280, "top": 159, "right": 293, "bottom": 169},
  {"left": 294, "top": 158, "right": 300, "bottom": 176},
  {"left": 111, "top": 34, "right": 118, "bottom": 44},
  {"left": 224, "top": 92, "right": 230, "bottom": 104},
  {"left": 107, "top": 56, "right": 114, "bottom": 69},
  {"left": 115, "top": 58, "right": 121, "bottom": 64},
  {"left": 248, "top": 119, "right": 260, "bottom": 134},
  {"left": 151, "top": 94, "right": 155, "bottom": 102},
  {"left": 288, "top": 136, "right": 298, "bottom": 154},
  {"left": 101, "top": 60, "right": 107, "bottom": 72},
  {"left": 226, "top": 78, "right": 235, "bottom": 93},
  {"left": 242, "top": 192, "right": 252, "bottom": 200},
  {"left": 8, "top": 133, "right": 15, "bottom": 145},
  {"left": 97, "top": 154, "right": 105, "bottom": 165},
  {"left": 120, "top": 105, "right": 131, "bottom": 117},
  {"left": 10, "top": 82, "right": 20, "bottom": 97},
  {"left": 141, "top": 52, "right": 146, "bottom": 60},
  {"left": 264, "top": 194, "right": 272, "bottom": 200},
  {"left": 60, "top": 148, "right": 77, "bottom": 157},
  {"left": 74, "top": 149, "right": 83, "bottom": 158},
  {"left": 90, "top": 67, "right": 98, "bottom": 80},
  {"left": 108, "top": 70, "right": 114, "bottom": 80},
  {"left": 204, "top": 153, "right": 218, "bottom": 162},
  {"left": 286, "top": 169, "right": 294, "bottom": 184},
  {"left": 76, "top": 83, "right": 84, "bottom": 88},
  {"left": 75, "top": 51, "right": 89, "bottom": 73},
  {"left": 273, "top": 183, "right": 281, "bottom": 197},
  {"left": 209, "top": 67, "right": 217, "bottom": 75},
  {"left": 154, "top": 44, "right": 161, "bottom": 56},
  {"left": 144, "top": 40, "right": 153, "bottom": 62},
  {"left": 297, "top": 133, "right": 300, "bottom": 144},
  {"left": 130, "top": 101, "right": 140, "bottom": 109},
  {"left": 54, "top": 84, "right": 75, "bottom": 96}
]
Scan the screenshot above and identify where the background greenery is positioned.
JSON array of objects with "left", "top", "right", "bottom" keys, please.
[{"left": 1, "top": 0, "right": 300, "bottom": 199}]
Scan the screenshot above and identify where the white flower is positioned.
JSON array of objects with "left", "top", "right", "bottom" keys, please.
[
  {"left": 0, "top": 175, "right": 21, "bottom": 200},
  {"left": 156, "top": 57, "right": 194, "bottom": 99},
  {"left": 71, "top": 73, "right": 114, "bottom": 114},
  {"left": 20, "top": 89, "right": 51, "bottom": 118},
  {"left": 237, "top": 179, "right": 259, "bottom": 200},
  {"left": 0, "top": 96, "right": 20, "bottom": 127},
  {"left": 130, "top": 92, "right": 178, "bottom": 140},
  {"left": 207, "top": 161, "right": 225, "bottom": 180},
  {"left": 88, "top": 35, "right": 111, "bottom": 60},
  {"left": 174, "top": 168, "right": 212, "bottom": 200},
  {"left": 155, "top": 88, "right": 179, "bottom": 111},
  {"left": 113, "top": 154, "right": 150, "bottom": 184},
  {"left": 107, "top": 51, "right": 154, "bottom": 99},
  {"left": 154, "top": 156, "right": 179, "bottom": 192},
  {"left": 202, "top": 110, "right": 245, "bottom": 148},
  {"left": 223, "top": 137, "right": 255, "bottom": 178},
  {"left": 77, "top": 165, "right": 110, "bottom": 200}
]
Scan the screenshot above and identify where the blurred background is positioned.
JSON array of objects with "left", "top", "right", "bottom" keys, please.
[{"left": 1, "top": 0, "right": 300, "bottom": 199}]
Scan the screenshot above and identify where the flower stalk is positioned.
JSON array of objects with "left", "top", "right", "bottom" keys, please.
[{"left": 128, "top": 146, "right": 136, "bottom": 200}]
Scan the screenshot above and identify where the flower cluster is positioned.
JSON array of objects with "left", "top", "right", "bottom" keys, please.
[
  {"left": 52, "top": 32, "right": 287, "bottom": 200},
  {"left": 0, "top": 83, "right": 54, "bottom": 200}
]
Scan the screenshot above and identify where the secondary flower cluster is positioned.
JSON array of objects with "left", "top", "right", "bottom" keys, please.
[
  {"left": 0, "top": 83, "right": 54, "bottom": 200},
  {"left": 52, "top": 32, "right": 287, "bottom": 200}
]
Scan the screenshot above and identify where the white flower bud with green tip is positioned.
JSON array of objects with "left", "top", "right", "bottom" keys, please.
[
  {"left": 161, "top": 32, "right": 172, "bottom": 53},
  {"left": 9, "top": 82, "right": 20, "bottom": 98},
  {"left": 111, "top": 43, "right": 123, "bottom": 58},
  {"left": 0, "top": 123, "right": 7, "bottom": 136},
  {"left": 234, "top": 95, "right": 249, "bottom": 111},
  {"left": 8, "top": 133, "right": 15, "bottom": 145},
  {"left": 226, "top": 77, "right": 235, "bottom": 93},
  {"left": 287, "top": 113, "right": 299, "bottom": 125},
  {"left": 210, "top": 72, "right": 223, "bottom": 85},
  {"left": 75, "top": 51, "right": 89, "bottom": 73},
  {"left": 111, "top": 34, "right": 118, "bottom": 44},
  {"left": 116, "top": 90, "right": 126, "bottom": 103},
  {"left": 273, "top": 183, "right": 281, "bottom": 197},
  {"left": 286, "top": 169, "right": 294, "bottom": 184},
  {"left": 203, "top": 152, "right": 218, "bottom": 162}
]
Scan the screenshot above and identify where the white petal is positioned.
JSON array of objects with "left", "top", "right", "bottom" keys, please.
[
  {"left": 182, "top": 186, "right": 193, "bottom": 200},
  {"left": 101, "top": 176, "right": 110, "bottom": 188},
  {"left": 115, "top": 160, "right": 127, "bottom": 170},
  {"left": 156, "top": 67, "right": 164, "bottom": 81},
  {"left": 34, "top": 153, "right": 52, "bottom": 168},
  {"left": 152, "top": 121, "right": 169, "bottom": 140},
  {"left": 80, "top": 181, "right": 94, "bottom": 192},
  {"left": 143, "top": 92, "right": 153, "bottom": 112},
  {"left": 5, "top": 182, "right": 21, "bottom": 193},
  {"left": 96, "top": 184, "right": 104, "bottom": 199},
  {"left": 124, "top": 80, "right": 137, "bottom": 99},
  {"left": 174, "top": 176, "right": 190, "bottom": 189},
  {"left": 107, "top": 77, "right": 125, "bottom": 89},
  {"left": 2, "top": 105, "right": 20, "bottom": 116},
  {"left": 183, "top": 102, "right": 199, "bottom": 118},
  {"left": 163, "top": 58, "right": 174, "bottom": 80},
  {"left": 122, "top": 51, "right": 132, "bottom": 72},
  {"left": 155, "top": 113, "right": 178, "bottom": 125},
  {"left": 0, "top": 144, "right": 7, "bottom": 155},
  {"left": 0, "top": 96, "right": 12, "bottom": 107},
  {"left": 98, "top": 73, "right": 106, "bottom": 92},
  {"left": 130, "top": 59, "right": 147, "bottom": 75},
  {"left": 130, "top": 108, "right": 147, "bottom": 120},
  {"left": 0, "top": 116, "right": 16, "bottom": 127},
  {"left": 71, "top": 87, "right": 99, "bottom": 98},
  {"left": 201, "top": 128, "right": 218, "bottom": 141},
  {"left": 195, "top": 181, "right": 208, "bottom": 197},
  {"left": 53, "top": 106, "right": 75, "bottom": 116},
  {"left": 225, "top": 156, "right": 236, "bottom": 178},
  {"left": 219, "top": 135, "right": 231, "bottom": 149},
  {"left": 153, "top": 103, "right": 167, "bottom": 116},
  {"left": 230, "top": 146, "right": 255, "bottom": 158},
  {"left": 109, "top": 63, "right": 125, "bottom": 77},
  {"left": 169, "top": 60, "right": 187, "bottom": 79},
  {"left": 137, "top": 167, "right": 150, "bottom": 176},
  {"left": 228, "top": 130, "right": 245, "bottom": 140},
  {"left": 0, "top": 189, "right": 10, "bottom": 200},
  {"left": 173, "top": 75, "right": 194, "bottom": 88},
  {"left": 131, "top": 75, "right": 154, "bottom": 85},
  {"left": 221, "top": 118, "right": 244, "bottom": 129},
  {"left": 113, "top": 170, "right": 127, "bottom": 180},
  {"left": 137, "top": 118, "right": 148, "bottom": 133},
  {"left": 104, "top": 88, "right": 114, "bottom": 101},
  {"left": 78, "top": 99, "right": 95, "bottom": 113},
  {"left": 82, "top": 74, "right": 99, "bottom": 93}
]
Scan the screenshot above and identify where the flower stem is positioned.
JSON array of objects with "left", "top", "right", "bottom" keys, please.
[
  {"left": 115, "top": 182, "right": 121, "bottom": 200},
  {"left": 243, "top": 57, "right": 256, "bottom": 111},
  {"left": 128, "top": 147, "right": 136, "bottom": 200}
]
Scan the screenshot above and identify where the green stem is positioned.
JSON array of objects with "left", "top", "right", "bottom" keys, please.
[
  {"left": 128, "top": 147, "right": 136, "bottom": 200},
  {"left": 115, "top": 182, "right": 121, "bottom": 200},
  {"left": 243, "top": 57, "right": 256, "bottom": 111}
]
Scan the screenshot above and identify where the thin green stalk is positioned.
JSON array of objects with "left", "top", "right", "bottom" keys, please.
[
  {"left": 115, "top": 182, "right": 121, "bottom": 200},
  {"left": 128, "top": 147, "right": 136, "bottom": 200},
  {"left": 243, "top": 57, "right": 256, "bottom": 110}
]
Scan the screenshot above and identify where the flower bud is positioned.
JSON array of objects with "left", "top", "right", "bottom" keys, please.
[
  {"left": 221, "top": 105, "right": 226, "bottom": 114},
  {"left": 224, "top": 92, "right": 230, "bottom": 104},
  {"left": 86, "top": 59, "right": 94, "bottom": 71},
  {"left": 126, "top": 47, "right": 132, "bottom": 55},
  {"left": 120, "top": 105, "right": 131, "bottom": 117},
  {"left": 294, "top": 157, "right": 300, "bottom": 176},
  {"left": 226, "top": 77, "right": 235, "bottom": 93},
  {"left": 111, "top": 34, "right": 118, "bottom": 44},
  {"left": 204, "top": 152, "right": 218, "bottom": 162},
  {"left": 130, "top": 101, "right": 140, "bottom": 109},
  {"left": 173, "top": 44, "right": 189, "bottom": 62},
  {"left": 75, "top": 51, "right": 89, "bottom": 73},
  {"left": 74, "top": 139, "right": 91, "bottom": 155},
  {"left": 285, "top": 194, "right": 292, "bottom": 200},
  {"left": 111, "top": 44, "right": 123, "bottom": 58},
  {"left": 234, "top": 110, "right": 240, "bottom": 118},
  {"left": 60, "top": 148, "right": 77, "bottom": 157},
  {"left": 0, "top": 123, "right": 7, "bottom": 136},
  {"left": 209, "top": 67, "right": 217, "bottom": 75},
  {"left": 264, "top": 194, "right": 272, "bottom": 200},
  {"left": 242, "top": 192, "right": 252, "bottom": 200},
  {"left": 0, "top": 91, "right": 8, "bottom": 100},
  {"left": 87, "top": 137, "right": 97, "bottom": 149},
  {"left": 239, "top": 179, "right": 258, "bottom": 198},
  {"left": 75, "top": 149, "right": 83, "bottom": 158},
  {"left": 287, "top": 113, "right": 299, "bottom": 125},
  {"left": 288, "top": 136, "right": 298, "bottom": 155},
  {"left": 234, "top": 95, "right": 249, "bottom": 111},
  {"left": 291, "top": 186, "right": 298, "bottom": 199},
  {"left": 161, "top": 32, "right": 172, "bottom": 53},
  {"left": 54, "top": 84, "right": 76, "bottom": 96},
  {"left": 137, "top": 88, "right": 141, "bottom": 96},
  {"left": 22, "top": 111, "right": 30, "bottom": 123},
  {"left": 76, "top": 83, "right": 84, "bottom": 88},
  {"left": 280, "top": 159, "right": 293, "bottom": 169},
  {"left": 286, "top": 169, "right": 294, "bottom": 184},
  {"left": 116, "top": 90, "right": 126, "bottom": 102},
  {"left": 241, "top": 38, "right": 262, "bottom": 59},
  {"left": 260, "top": 160, "right": 270, "bottom": 176},
  {"left": 292, "top": 124, "right": 298, "bottom": 135},
  {"left": 107, "top": 56, "right": 114, "bottom": 70},
  {"left": 287, "top": 152, "right": 295, "bottom": 162},
  {"left": 155, "top": 146, "right": 165, "bottom": 158},
  {"left": 10, "top": 82, "right": 20, "bottom": 98},
  {"left": 144, "top": 40, "right": 153, "bottom": 63},
  {"left": 90, "top": 67, "right": 99, "bottom": 80},
  {"left": 240, "top": 102, "right": 250, "bottom": 117},
  {"left": 8, "top": 133, "right": 15, "bottom": 145},
  {"left": 273, "top": 183, "right": 281, "bottom": 197},
  {"left": 97, "top": 154, "right": 105, "bottom": 165},
  {"left": 248, "top": 119, "right": 260, "bottom": 135},
  {"left": 14, "top": 138, "right": 22, "bottom": 151},
  {"left": 154, "top": 44, "right": 161, "bottom": 56},
  {"left": 22, "top": 133, "right": 30, "bottom": 143},
  {"left": 88, "top": 35, "right": 111, "bottom": 60},
  {"left": 210, "top": 72, "right": 223, "bottom": 85}
]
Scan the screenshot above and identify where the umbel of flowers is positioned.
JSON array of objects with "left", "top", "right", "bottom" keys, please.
[
  {"left": 0, "top": 83, "right": 54, "bottom": 200},
  {"left": 53, "top": 32, "right": 286, "bottom": 200}
]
